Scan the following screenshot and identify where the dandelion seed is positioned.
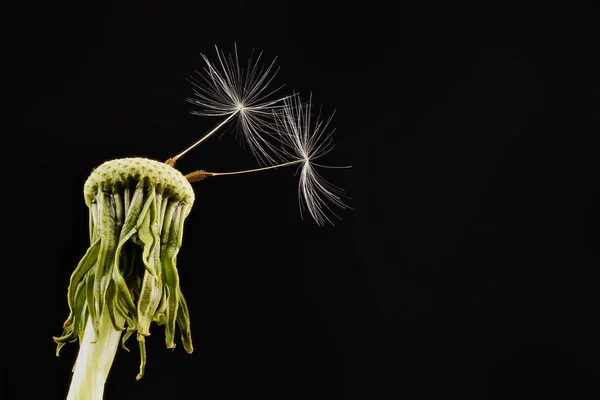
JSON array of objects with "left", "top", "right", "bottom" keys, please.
[
  {"left": 274, "top": 94, "right": 352, "bottom": 226},
  {"left": 183, "top": 44, "right": 289, "bottom": 165}
]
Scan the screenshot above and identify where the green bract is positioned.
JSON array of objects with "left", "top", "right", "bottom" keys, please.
[{"left": 54, "top": 157, "right": 195, "bottom": 379}]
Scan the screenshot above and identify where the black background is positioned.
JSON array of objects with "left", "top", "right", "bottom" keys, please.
[{"left": 1, "top": 0, "right": 598, "bottom": 399}]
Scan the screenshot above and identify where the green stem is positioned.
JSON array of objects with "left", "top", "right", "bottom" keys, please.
[{"left": 67, "top": 305, "right": 123, "bottom": 400}]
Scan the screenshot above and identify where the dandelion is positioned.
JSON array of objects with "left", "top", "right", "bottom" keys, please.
[
  {"left": 54, "top": 158, "right": 195, "bottom": 399},
  {"left": 55, "top": 46, "right": 350, "bottom": 399}
]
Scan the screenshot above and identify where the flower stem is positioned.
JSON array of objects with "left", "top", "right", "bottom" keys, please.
[{"left": 67, "top": 305, "right": 123, "bottom": 400}]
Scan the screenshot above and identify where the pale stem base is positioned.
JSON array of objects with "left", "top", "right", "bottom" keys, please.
[{"left": 67, "top": 306, "right": 123, "bottom": 400}]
